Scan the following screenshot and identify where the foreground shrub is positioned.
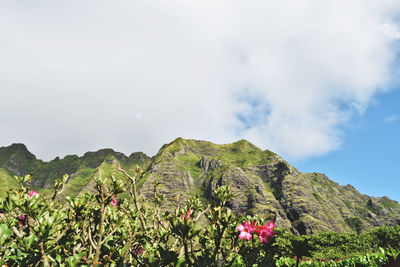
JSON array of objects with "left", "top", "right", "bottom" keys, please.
[
  {"left": 0, "top": 168, "right": 399, "bottom": 266},
  {"left": 0, "top": 168, "right": 277, "bottom": 266}
]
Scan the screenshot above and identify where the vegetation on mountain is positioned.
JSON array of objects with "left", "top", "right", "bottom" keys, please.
[{"left": 1, "top": 138, "right": 399, "bottom": 235}]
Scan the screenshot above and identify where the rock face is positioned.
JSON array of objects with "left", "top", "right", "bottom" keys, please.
[
  {"left": 1, "top": 138, "right": 400, "bottom": 234},
  {"left": 136, "top": 138, "right": 400, "bottom": 234}
]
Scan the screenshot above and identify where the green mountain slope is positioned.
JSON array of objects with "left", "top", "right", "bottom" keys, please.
[
  {"left": 1, "top": 138, "right": 399, "bottom": 234},
  {"left": 0, "top": 144, "right": 151, "bottom": 198}
]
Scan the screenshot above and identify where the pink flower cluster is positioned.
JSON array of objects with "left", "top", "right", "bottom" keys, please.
[
  {"left": 133, "top": 245, "right": 144, "bottom": 256},
  {"left": 17, "top": 214, "right": 27, "bottom": 226},
  {"left": 237, "top": 220, "right": 256, "bottom": 240},
  {"left": 180, "top": 208, "right": 192, "bottom": 222},
  {"left": 111, "top": 195, "right": 118, "bottom": 207},
  {"left": 28, "top": 190, "right": 39, "bottom": 199},
  {"left": 255, "top": 221, "right": 275, "bottom": 244},
  {"left": 237, "top": 220, "right": 275, "bottom": 244}
]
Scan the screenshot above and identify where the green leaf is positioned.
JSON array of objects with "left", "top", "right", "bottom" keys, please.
[
  {"left": 175, "top": 258, "right": 186, "bottom": 267},
  {"left": 24, "top": 234, "right": 37, "bottom": 249},
  {"left": 23, "top": 174, "right": 32, "bottom": 184},
  {"left": 0, "top": 224, "right": 12, "bottom": 245}
]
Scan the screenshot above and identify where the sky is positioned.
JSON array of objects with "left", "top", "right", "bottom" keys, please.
[{"left": 1, "top": 1, "right": 400, "bottom": 201}]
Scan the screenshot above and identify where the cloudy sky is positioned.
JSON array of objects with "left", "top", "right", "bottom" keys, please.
[{"left": 1, "top": 1, "right": 400, "bottom": 201}]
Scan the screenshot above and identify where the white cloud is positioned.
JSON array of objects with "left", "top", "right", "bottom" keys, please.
[
  {"left": 384, "top": 114, "right": 399, "bottom": 123},
  {"left": 381, "top": 23, "right": 400, "bottom": 39},
  {"left": 0, "top": 0, "right": 399, "bottom": 160}
]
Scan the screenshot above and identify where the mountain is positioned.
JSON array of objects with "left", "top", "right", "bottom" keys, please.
[
  {"left": 0, "top": 143, "right": 150, "bottom": 198},
  {"left": 1, "top": 138, "right": 400, "bottom": 235}
]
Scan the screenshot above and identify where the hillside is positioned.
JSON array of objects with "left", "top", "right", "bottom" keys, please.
[
  {"left": 0, "top": 143, "right": 151, "bottom": 198},
  {"left": 1, "top": 138, "right": 400, "bottom": 234}
]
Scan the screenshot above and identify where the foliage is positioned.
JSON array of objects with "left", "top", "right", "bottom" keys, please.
[
  {"left": 2, "top": 139, "right": 400, "bottom": 237},
  {"left": 0, "top": 169, "right": 400, "bottom": 266},
  {"left": 275, "top": 249, "right": 399, "bottom": 266},
  {"left": 344, "top": 217, "right": 362, "bottom": 234}
]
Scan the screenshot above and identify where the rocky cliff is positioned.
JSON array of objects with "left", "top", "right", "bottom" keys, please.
[{"left": 1, "top": 138, "right": 399, "bottom": 235}]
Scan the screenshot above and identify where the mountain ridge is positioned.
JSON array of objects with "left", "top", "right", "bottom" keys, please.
[{"left": 1, "top": 138, "right": 399, "bottom": 235}]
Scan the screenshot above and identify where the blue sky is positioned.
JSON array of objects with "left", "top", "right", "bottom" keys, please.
[
  {"left": 294, "top": 89, "right": 400, "bottom": 202},
  {"left": 1, "top": 1, "right": 400, "bottom": 202}
]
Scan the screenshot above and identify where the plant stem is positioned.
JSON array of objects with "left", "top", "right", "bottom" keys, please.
[
  {"left": 40, "top": 241, "right": 50, "bottom": 267},
  {"left": 184, "top": 238, "right": 190, "bottom": 264},
  {"left": 93, "top": 200, "right": 106, "bottom": 265},
  {"left": 117, "top": 167, "right": 147, "bottom": 232}
]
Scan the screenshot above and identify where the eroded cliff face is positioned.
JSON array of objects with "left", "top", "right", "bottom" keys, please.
[
  {"left": 136, "top": 138, "right": 400, "bottom": 234},
  {"left": 1, "top": 138, "right": 400, "bottom": 234}
]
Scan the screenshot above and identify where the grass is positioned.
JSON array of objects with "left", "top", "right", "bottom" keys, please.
[
  {"left": 381, "top": 197, "right": 400, "bottom": 210},
  {"left": 313, "top": 192, "right": 322, "bottom": 202},
  {"left": 176, "top": 152, "right": 202, "bottom": 179},
  {"left": 63, "top": 167, "right": 96, "bottom": 197},
  {"left": 215, "top": 141, "right": 275, "bottom": 170},
  {"left": 0, "top": 168, "right": 18, "bottom": 198}
]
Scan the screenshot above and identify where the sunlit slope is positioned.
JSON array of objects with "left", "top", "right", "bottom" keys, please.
[
  {"left": 1, "top": 139, "right": 399, "bottom": 234},
  {"left": 137, "top": 138, "right": 400, "bottom": 234}
]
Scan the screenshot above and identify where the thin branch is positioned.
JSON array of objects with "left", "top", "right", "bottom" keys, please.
[
  {"left": 47, "top": 255, "right": 55, "bottom": 263},
  {"left": 122, "top": 232, "right": 134, "bottom": 261},
  {"left": 152, "top": 209, "right": 156, "bottom": 229},
  {"left": 171, "top": 238, "right": 179, "bottom": 249},
  {"left": 11, "top": 226, "right": 24, "bottom": 238},
  {"left": 116, "top": 166, "right": 147, "bottom": 232},
  {"left": 88, "top": 223, "right": 97, "bottom": 250},
  {"left": 101, "top": 227, "right": 118, "bottom": 245},
  {"left": 57, "top": 186, "right": 65, "bottom": 196},
  {"left": 194, "top": 206, "right": 209, "bottom": 221},
  {"left": 39, "top": 241, "right": 50, "bottom": 267},
  {"left": 51, "top": 220, "right": 73, "bottom": 245},
  {"left": 51, "top": 184, "right": 65, "bottom": 201},
  {"left": 116, "top": 167, "right": 135, "bottom": 182}
]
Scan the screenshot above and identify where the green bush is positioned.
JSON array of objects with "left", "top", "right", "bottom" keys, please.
[
  {"left": 0, "top": 169, "right": 399, "bottom": 266},
  {"left": 345, "top": 217, "right": 362, "bottom": 234}
]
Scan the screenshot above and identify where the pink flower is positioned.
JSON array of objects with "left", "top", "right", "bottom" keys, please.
[
  {"left": 136, "top": 247, "right": 143, "bottom": 255},
  {"left": 180, "top": 209, "right": 192, "bottom": 222},
  {"left": 0, "top": 213, "right": 5, "bottom": 221},
  {"left": 133, "top": 244, "right": 143, "bottom": 255},
  {"left": 28, "top": 190, "right": 39, "bottom": 199},
  {"left": 255, "top": 221, "right": 275, "bottom": 244},
  {"left": 237, "top": 220, "right": 256, "bottom": 240},
  {"left": 185, "top": 209, "right": 192, "bottom": 221},
  {"left": 17, "top": 214, "right": 27, "bottom": 226},
  {"left": 111, "top": 195, "right": 118, "bottom": 207}
]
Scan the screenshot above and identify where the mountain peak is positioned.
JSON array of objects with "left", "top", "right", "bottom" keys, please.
[
  {"left": 229, "top": 139, "right": 261, "bottom": 151},
  {"left": 0, "top": 143, "right": 36, "bottom": 161},
  {"left": 0, "top": 143, "right": 37, "bottom": 176},
  {"left": 9, "top": 143, "right": 29, "bottom": 151},
  {"left": 83, "top": 148, "right": 119, "bottom": 158},
  {"left": 82, "top": 148, "right": 129, "bottom": 167}
]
